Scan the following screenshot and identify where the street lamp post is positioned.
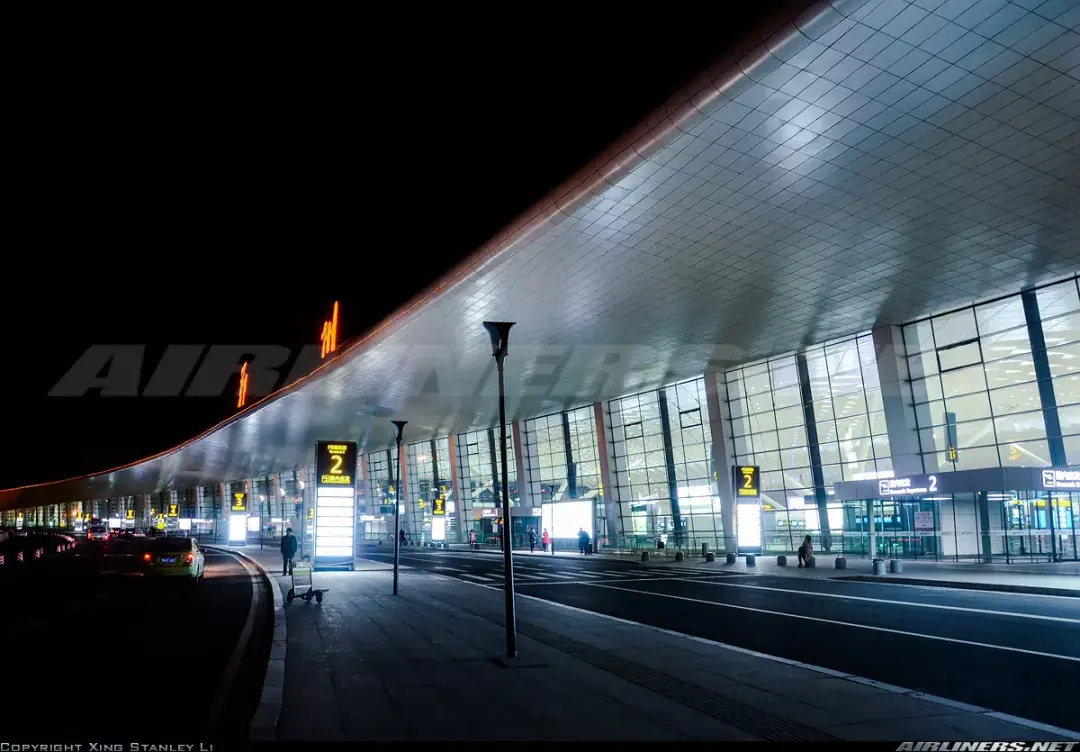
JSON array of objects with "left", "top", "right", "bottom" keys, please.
[
  {"left": 483, "top": 321, "right": 518, "bottom": 659},
  {"left": 392, "top": 420, "right": 407, "bottom": 596}
]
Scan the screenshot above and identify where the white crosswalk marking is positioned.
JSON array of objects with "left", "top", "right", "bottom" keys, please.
[
  {"left": 461, "top": 573, "right": 496, "bottom": 582},
  {"left": 514, "top": 573, "right": 547, "bottom": 580}
]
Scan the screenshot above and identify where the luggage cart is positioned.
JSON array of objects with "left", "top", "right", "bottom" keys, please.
[{"left": 286, "top": 561, "right": 328, "bottom": 604}]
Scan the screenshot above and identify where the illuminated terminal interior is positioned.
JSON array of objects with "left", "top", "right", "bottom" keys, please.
[{"left": 3, "top": 276, "right": 1078, "bottom": 563}]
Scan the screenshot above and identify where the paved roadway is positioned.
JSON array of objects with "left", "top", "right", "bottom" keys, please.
[
  {"left": 0, "top": 538, "right": 271, "bottom": 739},
  {"left": 359, "top": 546, "right": 1080, "bottom": 732}
]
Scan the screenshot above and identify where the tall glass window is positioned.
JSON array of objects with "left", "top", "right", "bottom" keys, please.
[
  {"left": 607, "top": 377, "right": 720, "bottom": 543},
  {"left": 366, "top": 449, "right": 400, "bottom": 540},
  {"left": 524, "top": 407, "right": 603, "bottom": 537},
  {"left": 904, "top": 289, "right": 1047, "bottom": 470},
  {"left": 806, "top": 334, "right": 891, "bottom": 486},
  {"left": 726, "top": 355, "right": 813, "bottom": 508},
  {"left": 1040, "top": 277, "right": 1080, "bottom": 466},
  {"left": 404, "top": 441, "right": 452, "bottom": 541},
  {"left": 456, "top": 427, "right": 517, "bottom": 534}
]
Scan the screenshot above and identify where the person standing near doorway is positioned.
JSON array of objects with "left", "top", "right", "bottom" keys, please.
[
  {"left": 541, "top": 528, "right": 550, "bottom": 552},
  {"left": 281, "top": 527, "right": 298, "bottom": 576},
  {"left": 528, "top": 527, "right": 537, "bottom": 553}
]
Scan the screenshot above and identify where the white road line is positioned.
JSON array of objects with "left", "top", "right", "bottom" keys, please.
[
  {"left": 514, "top": 573, "right": 548, "bottom": 581},
  {"left": 673, "top": 578, "right": 1080, "bottom": 625},
  {"left": 207, "top": 551, "right": 264, "bottom": 729},
  {"left": 448, "top": 576, "right": 1080, "bottom": 741},
  {"left": 579, "top": 581, "right": 1080, "bottom": 663},
  {"left": 432, "top": 566, "right": 466, "bottom": 573},
  {"left": 515, "top": 575, "right": 699, "bottom": 586},
  {"left": 461, "top": 573, "right": 497, "bottom": 582},
  {"left": 827, "top": 576, "right": 1080, "bottom": 601}
]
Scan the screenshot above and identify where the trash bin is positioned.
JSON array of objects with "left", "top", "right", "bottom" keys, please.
[{"left": 872, "top": 558, "right": 885, "bottom": 575}]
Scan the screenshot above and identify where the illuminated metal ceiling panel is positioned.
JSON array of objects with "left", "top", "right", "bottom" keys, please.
[{"left": 4, "top": 0, "right": 1078, "bottom": 508}]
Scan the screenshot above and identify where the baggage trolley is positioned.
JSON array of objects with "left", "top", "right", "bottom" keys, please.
[{"left": 286, "top": 561, "right": 328, "bottom": 604}]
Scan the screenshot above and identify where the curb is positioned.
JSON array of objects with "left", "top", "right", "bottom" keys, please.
[{"left": 209, "top": 546, "right": 287, "bottom": 741}]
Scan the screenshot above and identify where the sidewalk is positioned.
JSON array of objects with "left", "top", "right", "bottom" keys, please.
[{"left": 224, "top": 546, "right": 1077, "bottom": 742}]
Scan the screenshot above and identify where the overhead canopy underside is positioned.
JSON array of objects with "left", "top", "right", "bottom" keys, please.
[{"left": 4, "top": 0, "right": 1078, "bottom": 509}]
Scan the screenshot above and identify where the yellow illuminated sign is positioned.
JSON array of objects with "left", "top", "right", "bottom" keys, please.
[
  {"left": 232, "top": 492, "right": 247, "bottom": 513},
  {"left": 432, "top": 497, "right": 446, "bottom": 516},
  {"left": 167, "top": 504, "right": 179, "bottom": 518},
  {"left": 237, "top": 362, "right": 250, "bottom": 408},
  {"left": 125, "top": 509, "right": 134, "bottom": 520},
  {"left": 317, "top": 441, "right": 356, "bottom": 486},
  {"left": 307, "top": 507, "right": 314, "bottom": 520},
  {"left": 735, "top": 466, "right": 760, "bottom": 499},
  {"left": 320, "top": 301, "right": 340, "bottom": 359}
]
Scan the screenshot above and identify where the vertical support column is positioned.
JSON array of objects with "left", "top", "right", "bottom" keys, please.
[
  {"left": 398, "top": 441, "right": 409, "bottom": 536},
  {"left": 359, "top": 456, "right": 370, "bottom": 543},
  {"left": 867, "top": 498, "right": 876, "bottom": 560},
  {"left": 512, "top": 421, "right": 530, "bottom": 512},
  {"left": 1022, "top": 289, "right": 1067, "bottom": 467},
  {"left": 873, "top": 325, "right": 923, "bottom": 476},
  {"left": 704, "top": 369, "right": 737, "bottom": 555},
  {"left": 976, "top": 491, "right": 993, "bottom": 563},
  {"left": 796, "top": 353, "right": 831, "bottom": 552},
  {"left": 561, "top": 412, "right": 578, "bottom": 499},
  {"left": 593, "top": 402, "right": 620, "bottom": 542},
  {"left": 656, "top": 388, "right": 685, "bottom": 547},
  {"left": 447, "top": 435, "right": 465, "bottom": 542}
]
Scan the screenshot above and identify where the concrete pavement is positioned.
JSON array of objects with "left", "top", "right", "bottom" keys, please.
[{"left": 232, "top": 545, "right": 1079, "bottom": 742}]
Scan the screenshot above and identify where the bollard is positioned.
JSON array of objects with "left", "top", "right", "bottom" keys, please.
[
  {"left": 641, "top": 551, "right": 650, "bottom": 562},
  {"left": 834, "top": 556, "right": 847, "bottom": 570},
  {"left": 889, "top": 559, "right": 903, "bottom": 574},
  {"left": 675, "top": 551, "right": 684, "bottom": 562},
  {"left": 726, "top": 553, "right": 736, "bottom": 564},
  {"left": 872, "top": 558, "right": 884, "bottom": 575},
  {"left": 701, "top": 543, "right": 709, "bottom": 558},
  {"left": 705, "top": 552, "right": 715, "bottom": 562},
  {"left": 777, "top": 555, "right": 787, "bottom": 566},
  {"left": 745, "top": 554, "right": 756, "bottom": 567}
]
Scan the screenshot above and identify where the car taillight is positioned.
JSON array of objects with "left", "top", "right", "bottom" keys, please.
[
  {"left": 185, "top": 553, "right": 194, "bottom": 563},
  {"left": 143, "top": 553, "right": 152, "bottom": 562}
]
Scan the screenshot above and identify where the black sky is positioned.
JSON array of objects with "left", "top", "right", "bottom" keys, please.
[{"left": 3, "top": 8, "right": 790, "bottom": 488}]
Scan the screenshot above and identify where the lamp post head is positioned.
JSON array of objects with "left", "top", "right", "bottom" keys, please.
[
  {"left": 483, "top": 321, "right": 515, "bottom": 360},
  {"left": 391, "top": 420, "right": 407, "bottom": 443}
]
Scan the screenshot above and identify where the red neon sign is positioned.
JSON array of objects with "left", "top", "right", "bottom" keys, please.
[
  {"left": 237, "top": 362, "right": 249, "bottom": 408},
  {"left": 320, "top": 301, "right": 340, "bottom": 358}
]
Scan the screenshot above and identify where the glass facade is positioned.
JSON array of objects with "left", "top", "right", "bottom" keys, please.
[
  {"left": 607, "top": 378, "right": 720, "bottom": 546},
  {"left": 1040, "top": 278, "right": 1080, "bottom": 464},
  {"left": 456, "top": 427, "right": 516, "bottom": 537},
  {"left": 404, "top": 440, "right": 453, "bottom": 543},
  {"left": 524, "top": 407, "right": 603, "bottom": 540},
  {"left": 904, "top": 291, "right": 1048, "bottom": 471},
  {"left": 365, "top": 449, "right": 401, "bottom": 541}
]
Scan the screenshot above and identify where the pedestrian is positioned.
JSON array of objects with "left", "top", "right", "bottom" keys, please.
[
  {"left": 399, "top": 528, "right": 407, "bottom": 546},
  {"left": 468, "top": 529, "right": 477, "bottom": 550},
  {"left": 578, "top": 528, "right": 587, "bottom": 555},
  {"left": 281, "top": 527, "right": 298, "bottom": 576},
  {"left": 541, "top": 528, "right": 550, "bottom": 552},
  {"left": 797, "top": 535, "right": 813, "bottom": 568},
  {"left": 528, "top": 527, "right": 537, "bottom": 553}
]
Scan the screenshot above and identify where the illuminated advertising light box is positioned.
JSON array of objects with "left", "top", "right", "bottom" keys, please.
[
  {"left": 314, "top": 440, "right": 357, "bottom": 571},
  {"left": 430, "top": 516, "right": 446, "bottom": 542},
  {"left": 228, "top": 491, "right": 249, "bottom": 545},
  {"left": 542, "top": 501, "right": 593, "bottom": 540},
  {"left": 736, "top": 502, "right": 762, "bottom": 552}
]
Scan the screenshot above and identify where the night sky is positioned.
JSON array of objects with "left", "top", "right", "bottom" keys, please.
[{"left": 2, "top": 8, "right": 788, "bottom": 488}]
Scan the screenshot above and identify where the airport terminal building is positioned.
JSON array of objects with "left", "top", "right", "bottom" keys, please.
[{"left": 2, "top": 0, "right": 1078, "bottom": 564}]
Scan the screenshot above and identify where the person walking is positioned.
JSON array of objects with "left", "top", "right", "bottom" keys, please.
[
  {"left": 280, "top": 527, "right": 298, "bottom": 576},
  {"left": 541, "top": 528, "right": 550, "bottom": 552},
  {"left": 528, "top": 527, "right": 537, "bottom": 553}
]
